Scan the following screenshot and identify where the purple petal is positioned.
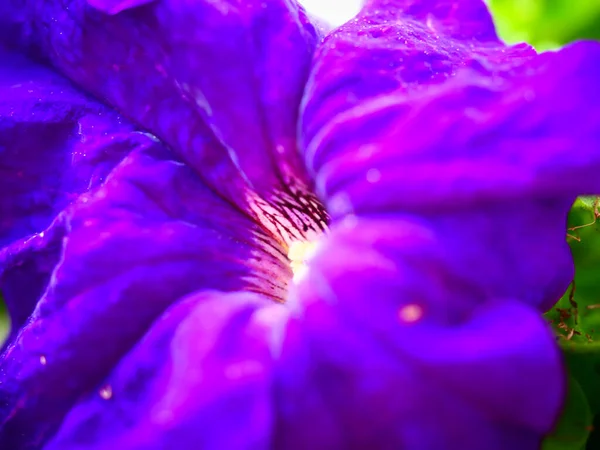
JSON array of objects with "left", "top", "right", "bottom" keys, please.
[
  {"left": 0, "top": 49, "right": 136, "bottom": 335},
  {"left": 45, "top": 291, "right": 286, "bottom": 450},
  {"left": 0, "top": 1, "right": 585, "bottom": 449},
  {"left": 0, "top": 140, "right": 291, "bottom": 448},
  {"left": 299, "top": 2, "right": 600, "bottom": 310},
  {"left": 275, "top": 217, "right": 564, "bottom": 449},
  {"left": 0, "top": 49, "right": 132, "bottom": 246},
  {"left": 87, "top": 0, "right": 155, "bottom": 15},
  {"left": 1, "top": 0, "right": 325, "bottom": 244},
  {"left": 0, "top": 2, "right": 328, "bottom": 446},
  {"left": 365, "top": 0, "right": 499, "bottom": 42},
  {"left": 285, "top": 1, "right": 576, "bottom": 446},
  {"left": 304, "top": 43, "right": 600, "bottom": 214}
]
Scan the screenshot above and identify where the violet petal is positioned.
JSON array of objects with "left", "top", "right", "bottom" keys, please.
[
  {"left": 0, "top": 141, "right": 289, "bottom": 448},
  {"left": 45, "top": 291, "right": 286, "bottom": 450},
  {"left": 300, "top": 2, "right": 600, "bottom": 311},
  {"left": 275, "top": 216, "right": 564, "bottom": 449},
  {"left": 1, "top": 0, "right": 322, "bottom": 240},
  {"left": 0, "top": 49, "right": 136, "bottom": 336}
]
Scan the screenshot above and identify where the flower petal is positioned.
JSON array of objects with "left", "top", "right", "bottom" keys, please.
[
  {"left": 285, "top": 2, "right": 577, "bottom": 446},
  {"left": 365, "top": 0, "right": 499, "bottom": 42},
  {"left": 1, "top": 0, "right": 324, "bottom": 243},
  {"left": 0, "top": 49, "right": 137, "bottom": 337},
  {"left": 0, "top": 140, "right": 290, "bottom": 448},
  {"left": 302, "top": 10, "right": 600, "bottom": 215},
  {"left": 275, "top": 217, "right": 565, "bottom": 449},
  {"left": 44, "top": 291, "right": 285, "bottom": 450},
  {"left": 299, "top": 2, "right": 600, "bottom": 311},
  {"left": 305, "top": 42, "right": 600, "bottom": 215},
  {"left": 0, "top": 49, "right": 133, "bottom": 246},
  {"left": 87, "top": 0, "right": 155, "bottom": 15}
]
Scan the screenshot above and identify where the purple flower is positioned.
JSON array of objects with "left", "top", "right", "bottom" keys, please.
[{"left": 0, "top": 0, "right": 599, "bottom": 448}]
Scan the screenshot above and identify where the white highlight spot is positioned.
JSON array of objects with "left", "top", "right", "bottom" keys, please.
[{"left": 299, "top": 0, "right": 364, "bottom": 27}]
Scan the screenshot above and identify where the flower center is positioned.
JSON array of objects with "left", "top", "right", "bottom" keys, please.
[
  {"left": 247, "top": 184, "right": 328, "bottom": 301},
  {"left": 287, "top": 240, "right": 320, "bottom": 283}
]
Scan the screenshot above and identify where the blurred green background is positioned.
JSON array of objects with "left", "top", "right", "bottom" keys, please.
[
  {"left": 0, "top": 0, "right": 599, "bottom": 447},
  {"left": 491, "top": 0, "right": 600, "bottom": 50}
]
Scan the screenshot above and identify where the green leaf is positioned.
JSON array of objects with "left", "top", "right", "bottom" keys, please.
[
  {"left": 545, "top": 197, "right": 600, "bottom": 449},
  {"left": 561, "top": 341, "right": 600, "bottom": 411},
  {"left": 559, "top": 341, "right": 600, "bottom": 449},
  {"left": 543, "top": 373, "right": 593, "bottom": 450},
  {"left": 546, "top": 198, "right": 600, "bottom": 344}
]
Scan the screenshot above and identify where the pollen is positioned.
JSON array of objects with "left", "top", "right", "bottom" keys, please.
[{"left": 287, "top": 240, "right": 319, "bottom": 283}]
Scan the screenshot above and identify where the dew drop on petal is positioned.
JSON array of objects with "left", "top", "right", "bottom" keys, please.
[
  {"left": 366, "top": 168, "right": 381, "bottom": 183},
  {"left": 99, "top": 385, "right": 113, "bottom": 400},
  {"left": 398, "top": 304, "right": 424, "bottom": 324}
]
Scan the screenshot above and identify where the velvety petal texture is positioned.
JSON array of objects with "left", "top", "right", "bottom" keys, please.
[
  {"left": 0, "top": 0, "right": 598, "bottom": 449},
  {"left": 0, "top": 1, "right": 316, "bottom": 447},
  {"left": 294, "top": 0, "right": 599, "bottom": 447},
  {"left": 275, "top": 217, "right": 564, "bottom": 449},
  {"left": 1, "top": 0, "right": 327, "bottom": 245},
  {"left": 0, "top": 50, "right": 128, "bottom": 246},
  {"left": 300, "top": 0, "right": 600, "bottom": 311},
  {"left": 0, "top": 133, "right": 293, "bottom": 447},
  {"left": 0, "top": 48, "right": 136, "bottom": 340},
  {"left": 45, "top": 291, "right": 286, "bottom": 450}
]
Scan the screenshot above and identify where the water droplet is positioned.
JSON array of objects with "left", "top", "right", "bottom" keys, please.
[
  {"left": 39, "top": 355, "right": 47, "bottom": 365},
  {"left": 398, "top": 304, "right": 423, "bottom": 324},
  {"left": 366, "top": 168, "right": 381, "bottom": 183},
  {"left": 99, "top": 385, "right": 113, "bottom": 400}
]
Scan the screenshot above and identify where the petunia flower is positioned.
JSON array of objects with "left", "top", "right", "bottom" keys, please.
[{"left": 0, "top": 0, "right": 599, "bottom": 448}]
